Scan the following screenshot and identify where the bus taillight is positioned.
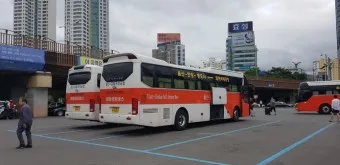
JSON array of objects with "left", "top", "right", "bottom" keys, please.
[
  {"left": 132, "top": 98, "right": 138, "bottom": 115},
  {"left": 90, "top": 99, "right": 95, "bottom": 112}
]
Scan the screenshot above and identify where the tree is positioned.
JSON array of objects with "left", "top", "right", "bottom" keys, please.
[
  {"left": 244, "top": 67, "right": 307, "bottom": 81},
  {"left": 265, "top": 67, "right": 292, "bottom": 79},
  {"left": 244, "top": 68, "right": 258, "bottom": 77}
]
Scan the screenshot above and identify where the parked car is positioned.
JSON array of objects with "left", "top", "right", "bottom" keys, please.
[
  {"left": 48, "top": 102, "right": 66, "bottom": 116},
  {"left": 252, "top": 102, "right": 261, "bottom": 108},
  {"left": 0, "top": 100, "right": 6, "bottom": 116},
  {"left": 270, "top": 101, "right": 293, "bottom": 108}
]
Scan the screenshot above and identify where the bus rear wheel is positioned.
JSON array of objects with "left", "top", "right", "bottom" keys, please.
[
  {"left": 174, "top": 110, "right": 188, "bottom": 131},
  {"left": 319, "top": 104, "right": 331, "bottom": 114}
]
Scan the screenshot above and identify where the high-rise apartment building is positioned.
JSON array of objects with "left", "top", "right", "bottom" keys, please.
[
  {"left": 152, "top": 44, "right": 185, "bottom": 65},
  {"left": 152, "top": 33, "right": 185, "bottom": 66},
  {"left": 13, "top": 0, "right": 56, "bottom": 41},
  {"left": 314, "top": 57, "right": 339, "bottom": 80},
  {"left": 202, "top": 57, "right": 227, "bottom": 70},
  {"left": 336, "top": 0, "right": 340, "bottom": 57},
  {"left": 64, "top": 0, "right": 109, "bottom": 51}
]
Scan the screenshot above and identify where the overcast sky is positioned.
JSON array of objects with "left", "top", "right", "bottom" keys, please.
[{"left": 0, "top": 0, "right": 337, "bottom": 72}]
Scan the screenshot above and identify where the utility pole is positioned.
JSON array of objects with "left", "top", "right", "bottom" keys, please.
[{"left": 321, "top": 54, "right": 329, "bottom": 81}]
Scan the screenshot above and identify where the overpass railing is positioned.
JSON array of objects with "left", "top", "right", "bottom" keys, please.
[{"left": 0, "top": 31, "right": 117, "bottom": 59}]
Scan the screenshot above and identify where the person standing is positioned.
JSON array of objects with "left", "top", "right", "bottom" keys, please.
[
  {"left": 249, "top": 98, "right": 255, "bottom": 117},
  {"left": 16, "top": 97, "right": 33, "bottom": 149},
  {"left": 330, "top": 95, "right": 340, "bottom": 122},
  {"left": 270, "top": 97, "right": 277, "bottom": 115}
]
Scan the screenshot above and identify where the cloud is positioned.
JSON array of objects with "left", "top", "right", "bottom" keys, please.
[{"left": 0, "top": 0, "right": 337, "bottom": 73}]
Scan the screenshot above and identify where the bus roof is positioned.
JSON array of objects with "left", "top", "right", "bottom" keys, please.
[
  {"left": 303, "top": 80, "right": 340, "bottom": 86},
  {"left": 71, "top": 64, "right": 102, "bottom": 69},
  {"left": 103, "top": 52, "right": 244, "bottom": 78}
]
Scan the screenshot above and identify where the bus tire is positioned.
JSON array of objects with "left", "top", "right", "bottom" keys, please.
[
  {"left": 319, "top": 104, "right": 331, "bottom": 114},
  {"left": 174, "top": 109, "right": 188, "bottom": 131},
  {"left": 56, "top": 110, "right": 65, "bottom": 117},
  {"left": 232, "top": 107, "right": 240, "bottom": 122}
]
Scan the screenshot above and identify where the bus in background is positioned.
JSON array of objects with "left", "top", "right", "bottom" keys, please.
[
  {"left": 65, "top": 65, "right": 102, "bottom": 121},
  {"left": 99, "top": 53, "right": 254, "bottom": 130},
  {"left": 296, "top": 81, "right": 340, "bottom": 114}
]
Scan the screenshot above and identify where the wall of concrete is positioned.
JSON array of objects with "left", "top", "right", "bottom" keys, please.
[
  {"left": 26, "top": 72, "right": 52, "bottom": 118},
  {"left": 26, "top": 88, "right": 49, "bottom": 117}
]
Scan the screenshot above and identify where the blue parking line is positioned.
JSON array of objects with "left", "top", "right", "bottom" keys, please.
[
  {"left": 83, "top": 135, "right": 123, "bottom": 142},
  {"left": 145, "top": 120, "right": 282, "bottom": 152},
  {"left": 39, "top": 130, "right": 86, "bottom": 136},
  {"left": 256, "top": 122, "right": 335, "bottom": 165},
  {"left": 6, "top": 130, "right": 228, "bottom": 165}
]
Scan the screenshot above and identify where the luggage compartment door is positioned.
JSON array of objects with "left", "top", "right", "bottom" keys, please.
[{"left": 211, "top": 87, "right": 227, "bottom": 105}]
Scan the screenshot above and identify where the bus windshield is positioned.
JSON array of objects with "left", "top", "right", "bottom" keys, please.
[
  {"left": 297, "top": 89, "right": 312, "bottom": 102},
  {"left": 102, "top": 62, "right": 133, "bottom": 82},
  {"left": 68, "top": 72, "right": 91, "bottom": 85}
]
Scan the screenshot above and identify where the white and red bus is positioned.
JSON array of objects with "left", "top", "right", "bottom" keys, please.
[
  {"left": 296, "top": 80, "right": 340, "bottom": 114},
  {"left": 65, "top": 64, "right": 102, "bottom": 121},
  {"left": 99, "top": 53, "right": 254, "bottom": 130}
]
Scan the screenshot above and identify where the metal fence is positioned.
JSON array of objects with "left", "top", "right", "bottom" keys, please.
[{"left": 0, "top": 31, "right": 117, "bottom": 59}]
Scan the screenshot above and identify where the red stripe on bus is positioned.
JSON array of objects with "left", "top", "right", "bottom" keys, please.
[
  {"left": 66, "top": 92, "right": 100, "bottom": 104},
  {"left": 100, "top": 88, "right": 249, "bottom": 117}
]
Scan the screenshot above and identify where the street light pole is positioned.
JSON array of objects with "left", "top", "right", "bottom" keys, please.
[{"left": 59, "top": 19, "right": 81, "bottom": 54}]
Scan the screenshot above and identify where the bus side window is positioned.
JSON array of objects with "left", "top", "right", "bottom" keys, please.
[
  {"left": 326, "top": 91, "right": 333, "bottom": 95},
  {"left": 173, "top": 69, "right": 185, "bottom": 89},
  {"left": 155, "top": 65, "right": 172, "bottom": 88},
  {"left": 228, "top": 85, "right": 238, "bottom": 92},
  {"left": 334, "top": 90, "right": 340, "bottom": 94},
  {"left": 97, "top": 73, "right": 101, "bottom": 88},
  {"left": 187, "top": 80, "right": 196, "bottom": 90},
  {"left": 184, "top": 70, "right": 196, "bottom": 90},
  {"left": 201, "top": 80, "right": 210, "bottom": 90},
  {"left": 141, "top": 63, "right": 155, "bottom": 87},
  {"left": 196, "top": 81, "right": 202, "bottom": 90}
]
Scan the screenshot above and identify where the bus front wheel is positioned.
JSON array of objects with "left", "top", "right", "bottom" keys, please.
[
  {"left": 319, "top": 104, "right": 331, "bottom": 114},
  {"left": 174, "top": 109, "right": 188, "bottom": 131}
]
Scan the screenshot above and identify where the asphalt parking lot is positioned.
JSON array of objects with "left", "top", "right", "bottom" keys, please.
[{"left": 1, "top": 108, "right": 339, "bottom": 165}]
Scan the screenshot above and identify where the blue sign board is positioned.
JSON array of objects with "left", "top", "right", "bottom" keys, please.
[
  {"left": 238, "top": 66, "right": 251, "bottom": 71},
  {"left": 228, "top": 21, "right": 253, "bottom": 33},
  {"left": 0, "top": 44, "right": 45, "bottom": 72}
]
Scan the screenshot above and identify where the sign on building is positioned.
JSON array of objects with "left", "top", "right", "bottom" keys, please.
[
  {"left": 228, "top": 21, "right": 253, "bottom": 33},
  {"left": 157, "top": 33, "right": 181, "bottom": 46},
  {"left": 230, "top": 31, "right": 255, "bottom": 47},
  {"left": 77, "top": 56, "right": 103, "bottom": 67},
  {"left": 0, "top": 45, "right": 45, "bottom": 72}
]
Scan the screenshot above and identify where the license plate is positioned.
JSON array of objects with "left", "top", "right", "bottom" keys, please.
[
  {"left": 111, "top": 107, "right": 119, "bottom": 113},
  {"left": 74, "top": 106, "right": 80, "bottom": 112}
]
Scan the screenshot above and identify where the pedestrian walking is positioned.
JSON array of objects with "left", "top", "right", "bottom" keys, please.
[
  {"left": 270, "top": 97, "right": 276, "bottom": 115},
  {"left": 249, "top": 98, "right": 255, "bottom": 117},
  {"left": 330, "top": 95, "right": 340, "bottom": 122},
  {"left": 16, "top": 97, "right": 33, "bottom": 149}
]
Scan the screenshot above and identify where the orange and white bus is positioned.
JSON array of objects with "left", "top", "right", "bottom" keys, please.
[
  {"left": 296, "top": 81, "right": 340, "bottom": 114},
  {"left": 65, "top": 64, "right": 102, "bottom": 121},
  {"left": 99, "top": 53, "right": 254, "bottom": 130}
]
